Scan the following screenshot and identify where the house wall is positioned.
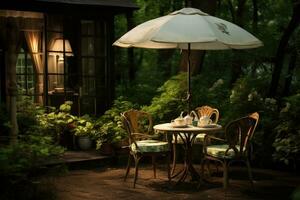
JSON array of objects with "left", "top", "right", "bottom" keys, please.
[{"left": 0, "top": 4, "right": 135, "bottom": 116}]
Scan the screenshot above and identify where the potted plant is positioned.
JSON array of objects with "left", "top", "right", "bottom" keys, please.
[
  {"left": 37, "top": 101, "right": 76, "bottom": 149},
  {"left": 91, "top": 116, "right": 128, "bottom": 155},
  {"left": 72, "top": 115, "right": 96, "bottom": 150}
]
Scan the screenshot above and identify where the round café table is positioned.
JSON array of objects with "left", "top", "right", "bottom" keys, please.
[{"left": 153, "top": 123, "right": 222, "bottom": 183}]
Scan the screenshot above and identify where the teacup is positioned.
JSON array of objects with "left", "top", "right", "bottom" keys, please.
[
  {"left": 198, "top": 116, "right": 212, "bottom": 126},
  {"left": 171, "top": 118, "right": 186, "bottom": 126}
]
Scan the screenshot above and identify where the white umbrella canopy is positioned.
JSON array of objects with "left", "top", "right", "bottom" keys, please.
[
  {"left": 113, "top": 7, "right": 263, "bottom": 49},
  {"left": 113, "top": 7, "right": 263, "bottom": 111}
]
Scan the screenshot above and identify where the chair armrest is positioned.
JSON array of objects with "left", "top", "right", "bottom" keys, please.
[{"left": 206, "top": 135, "right": 226, "bottom": 142}]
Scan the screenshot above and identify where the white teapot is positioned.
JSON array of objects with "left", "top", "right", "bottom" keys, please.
[
  {"left": 198, "top": 115, "right": 212, "bottom": 126},
  {"left": 180, "top": 111, "right": 193, "bottom": 125}
]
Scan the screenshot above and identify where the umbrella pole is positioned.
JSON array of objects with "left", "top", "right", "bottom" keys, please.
[{"left": 187, "top": 43, "right": 191, "bottom": 112}]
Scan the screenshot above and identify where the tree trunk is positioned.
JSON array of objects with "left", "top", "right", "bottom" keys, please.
[
  {"left": 229, "top": 0, "right": 248, "bottom": 85},
  {"left": 157, "top": 49, "right": 175, "bottom": 77},
  {"left": 252, "top": 0, "right": 258, "bottom": 33},
  {"left": 282, "top": 50, "right": 297, "bottom": 97},
  {"left": 269, "top": 2, "right": 300, "bottom": 97},
  {"left": 236, "top": 0, "right": 247, "bottom": 27},
  {"left": 226, "top": 0, "right": 236, "bottom": 22}
]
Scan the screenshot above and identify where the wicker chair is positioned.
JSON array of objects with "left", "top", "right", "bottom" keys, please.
[
  {"left": 194, "top": 105, "right": 220, "bottom": 140},
  {"left": 201, "top": 112, "right": 259, "bottom": 189},
  {"left": 121, "top": 109, "right": 171, "bottom": 188},
  {"left": 171, "top": 105, "right": 219, "bottom": 175}
]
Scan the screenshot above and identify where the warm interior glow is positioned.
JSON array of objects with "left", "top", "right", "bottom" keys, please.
[
  {"left": 50, "top": 38, "right": 73, "bottom": 57},
  {"left": 49, "top": 38, "right": 73, "bottom": 90}
]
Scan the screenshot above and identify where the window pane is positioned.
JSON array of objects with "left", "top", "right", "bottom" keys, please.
[
  {"left": 95, "top": 21, "right": 105, "bottom": 37},
  {"left": 81, "top": 37, "right": 94, "bottom": 56},
  {"left": 27, "top": 56, "right": 33, "bottom": 67},
  {"left": 48, "top": 74, "right": 64, "bottom": 92},
  {"left": 81, "top": 20, "right": 94, "bottom": 35},
  {"left": 27, "top": 65, "right": 33, "bottom": 74},
  {"left": 95, "top": 58, "right": 106, "bottom": 85},
  {"left": 82, "top": 77, "right": 95, "bottom": 95},
  {"left": 95, "top": 37, "right": 106, "bottom": 56},
  {"left": 17, "top": 53, "right": 26, "bottom": 74},
  {"left": 82, "top": 58, "right": 95, "bottom": 76},
  {"left": 47, "top": 32, "right": 63, "bottom": 52},
  {"left": 17, "top": 75, "right": 26, "bottom": 94},
  {"left": 47, "top": 53, "right": 57, "bottom": 73}
]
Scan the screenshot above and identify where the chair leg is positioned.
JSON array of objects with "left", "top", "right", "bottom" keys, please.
[
  {"left": 223, "top": 161, "right": 229, "bottom": 189},
  {"left": 246, "top": 159, "right": 254, "bottom": 188},
  {"left": 207, "top": 160, "right": 211, "bottom": 177},
  {"left": 215, "top": 162, "right": 219, "bottom": 174},
  {"left": 171, "top": 143, "right": 177, "bottom": 175},
  {"left": 124, "top": 154, "right": 132, "bottom": 181},
  {"left": 133, "top": 155, "right": 141, "bottom": 188},
  {"left": 167, "top": 152, "right": 171, "bottom": 183},
  {"left": 201, "top": 157, "right": 205, "bottom": 177},
  {"left": 152, "top": 155, "right": 156, "bottom": 178}
]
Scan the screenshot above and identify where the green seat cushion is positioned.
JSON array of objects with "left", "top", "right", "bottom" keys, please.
[
  {"left": 172, "top": 133, "right": 206, "bottom": 144},
  {"left": 206, "top": 144, "right": 243, "bottom": 159},
  {"left": 195, "top": 133, "right": 206, "bottom": 143},
  {"left": 131, "top": 140, "right": 169, "bottom": 153}
]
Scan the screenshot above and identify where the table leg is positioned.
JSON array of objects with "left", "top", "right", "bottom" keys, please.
[{"left": 172, "top": 133, "right": 200, "bottom": 183}]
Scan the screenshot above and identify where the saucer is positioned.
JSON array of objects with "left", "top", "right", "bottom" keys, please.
[
  {"left": 198, "top": 124, "right": 217, "bottom": 128},
  {"left": 170, "top": 123, "right": 188, "bottom": 128}
]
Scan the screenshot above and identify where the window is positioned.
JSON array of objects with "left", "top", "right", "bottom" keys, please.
[
  {"left": 15, "top": 30, "right": 44, "bottom": 104},
  {"left": 46, "top": 15, "right": 77, "bottom": 113},
  {"left": 80, "top": 20, "right": 107, "bottom": 115},
  {"left": 45, "top": 15, "right": 108, "bottom": 116},
  {"left": 16, "top": 48, "right": 38, "bottom": 102}
]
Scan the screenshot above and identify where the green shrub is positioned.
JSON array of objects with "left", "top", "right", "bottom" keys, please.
[
  {"left": 72, "top": 115, "right": 99, "bottom": 138},
  {"left": 37, "top": 101, "right": 76, "bottom": 141},
  {"left": 94, "top": 96, "right": 138, "bottom": 149},
  {"left": 273, "top": 94, "right": 300, "bottom": 168},
  {"left": 0, "top": 126, "right": 65, "bottom": 200},
  {"left": 17, "top": 96, "right": 46, "bottom": 135},
  {"left": 143, "top": 73, "right": 186, "bottom": 124}
]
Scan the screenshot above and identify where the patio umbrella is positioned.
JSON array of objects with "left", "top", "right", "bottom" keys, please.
[{"left": 113, "top": 7, "right": 263, "bottom": 111}]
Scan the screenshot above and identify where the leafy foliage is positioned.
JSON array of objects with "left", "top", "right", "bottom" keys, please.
[
  {"left": 273, "top": 94, "right": 300, "bottom": 167},
  {"left": 0, "top": 132, "right": 65, "bottom": 200},
  {"left": 0, "top": 100, "right": 65, "bottom": 200},
  {"left": 0, "top": 133, "right": 64, "bottom": 177},
  {"left": 71, "top": 115, "right": 98, "bottom": 138},
  {"left": 142, "top": 73, "right": 186, "bottom": 123},
  {"left": 94, "top": 96, "right": 138, "bottom": 149},
  {"left": 37, "top": 101, "right": 76, "bottom": 141},
  {"left": 17, "top": 96, "right": 46, "bottom": 135}
]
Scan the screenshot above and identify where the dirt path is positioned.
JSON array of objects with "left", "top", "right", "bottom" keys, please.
[{"left": 54, "top": 165, "right": 300, "bottom": 200}]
